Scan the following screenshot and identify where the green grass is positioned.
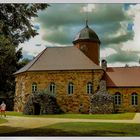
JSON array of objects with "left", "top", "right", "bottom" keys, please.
[
  {"left": 0, "top": 118, "right": 8, "bottom": 124},
  {"left": 6, "top": 111, "right": 23, "bottom": 116},
  {"left": 6, "top": 111, "right": 135, "bottom": 120},
  {"left": 40, "top": 113, "right": 135, "bottom": 120},
  {"left": 2, "top": 122, "right": 140, "bottom": 136},
  {"left": 45, "top": 122, "right": 140, "bottom": 136}
]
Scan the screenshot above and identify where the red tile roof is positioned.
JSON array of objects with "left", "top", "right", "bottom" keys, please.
[
  {"left": 14, "top": 46, "right": 102, "bottom": 74},
  {"left": 106, "top": 67, "right": 140, "bottom": 87}
]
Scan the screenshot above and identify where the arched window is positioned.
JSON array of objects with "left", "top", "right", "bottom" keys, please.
[
  {"left": 32, "top": 83, "right": 37, "bottom": 93},
  {"left": 131, "top": 93, "right": 138, "bottom": 105},
  {"left": 50, "top": 82, "right": 55, "bottom": 94},
  {"left": 68, "top": 82, "right": 74, "bottom": 95},
  {"left": 87, "top": 82, "right": 93, "bottom": 94},
  {"left": 114, "top": 92, "right": 121, "bottom": 105}
]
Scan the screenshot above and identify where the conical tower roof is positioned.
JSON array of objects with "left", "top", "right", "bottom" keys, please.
[{"left": 73, "top": 21, "right": 100, "bottom": 44}]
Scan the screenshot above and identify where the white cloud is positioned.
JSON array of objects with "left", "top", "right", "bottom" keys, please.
[
  {"left": 18, "top": 26, "right": 47, "bottom": 57},
  {"left": 122, "top": 4, "right": 140, "bottom": 52},
  {"left": 100, "top": 48, "right": 117, "bottom": 58},
  {"left": 81, "top": 4, "right": 96, "bottom": 12}
]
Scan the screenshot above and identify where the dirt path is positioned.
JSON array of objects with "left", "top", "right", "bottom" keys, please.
[{"left": 0, "top": 113, "right": 140, "bottom": 134}]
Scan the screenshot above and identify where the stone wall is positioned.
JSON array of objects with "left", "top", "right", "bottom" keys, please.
[
  {"left": 108, "top": 87, "right": 140, "bottom": 112},
  {"left": 14, "top": 70, "right": 104, "bottom": 113}
]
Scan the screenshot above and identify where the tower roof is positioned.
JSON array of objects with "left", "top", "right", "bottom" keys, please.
[{"left": 73, "top": 23, "right": 100, "bottom": 44}]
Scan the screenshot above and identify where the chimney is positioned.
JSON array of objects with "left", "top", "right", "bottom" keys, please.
[{"left": 101, "top": 59, "right": 107, "bottom": 71}]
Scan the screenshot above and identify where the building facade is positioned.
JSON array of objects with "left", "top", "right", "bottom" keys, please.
[{"left": 14, "top": 23, "right": 140, "bottom": 113}]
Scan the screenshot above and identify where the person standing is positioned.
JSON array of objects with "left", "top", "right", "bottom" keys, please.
[{"left": 0, "top": 101, "right": 6, "bottom": 117}]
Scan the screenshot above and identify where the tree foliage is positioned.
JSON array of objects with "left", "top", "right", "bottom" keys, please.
[
  {"left": 0, "top": 4, "right": 49, "bottom": 110},
  {"left": 17, "top": 58, "right": 31, "bottom": 70},
  {"left": 0, "top": 36, "right": 18, "bottom": 93},
  {"left": 0, "top": 4, "right": 49, "bottom": 46}
]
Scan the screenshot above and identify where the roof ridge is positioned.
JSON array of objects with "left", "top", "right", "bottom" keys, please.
[
  {"left": 108, "top": 66, "right": 140, "bottom": 69},
  {"left": 27, "top": 47, "right": 48, "bottom": 71}
]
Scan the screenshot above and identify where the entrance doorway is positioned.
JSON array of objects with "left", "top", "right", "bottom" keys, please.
[{"left": 34, "top": 103, "right": 40, "bottom": 115}]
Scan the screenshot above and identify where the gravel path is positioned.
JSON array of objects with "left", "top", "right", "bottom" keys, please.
[{"left": 0, "top": 113, "right": 140, "bottom": 134}]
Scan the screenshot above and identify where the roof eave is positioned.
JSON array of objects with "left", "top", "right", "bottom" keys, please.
[
  {"left": 73, "top": 39, "right": 101, "bottom": 45},
  {"left": 14, "top": 68, "right": 103, "bottom": 75}
]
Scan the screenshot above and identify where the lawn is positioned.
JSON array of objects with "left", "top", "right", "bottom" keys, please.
[
  {"left": 6, "top": 111, "right": 23, "bottom": 116},
  {"left": 2, "top": 122, "right": 140, "bottom": 136},
  {"left": 0, "top": 118, "right": 8, "bottom": 124},
  {"left": 0, "top": 112, "right": 138, "bottom": 136},
  {"left": 45, "top": 122, "right": 140, "bottom": 136},
  {"left": 6, "top": 111, "right": 135, "bottom": 120}
]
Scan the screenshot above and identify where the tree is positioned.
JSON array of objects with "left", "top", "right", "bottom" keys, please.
[
  {"left": 0, "top": 4, "right": 49, "bottom": 110},
  {"left": 17, "top": 58, "right": 31, "bottom": 70},
  {"left": 0, "top": 4, "right": 49, "bottom": 46},
  {"left": 0, "top": 35, "right": 20, "bottom": 110}
]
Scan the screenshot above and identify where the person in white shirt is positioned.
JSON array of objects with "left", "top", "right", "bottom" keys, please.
[{"left": 0, "top": 101, "right": 6, "bottom": 117}]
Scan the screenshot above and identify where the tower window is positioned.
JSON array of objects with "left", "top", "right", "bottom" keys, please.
[
  {"left": 68, "top": 82, "right": 74, "bottom": 95},
  {"left": 87, "top": 82, "right": 93, "bottom": 94},
  {"left": 32, "top": 83, "right": 37, "bottom": 93},
  {"left": 50, "top": 82, "right": 56, "bottom": 94},
  {"left": 131, "top": 93, "right": 138, "bottom": 105},
  {"left": 114, "top": 92, "right": 121, "bottom": 105}
]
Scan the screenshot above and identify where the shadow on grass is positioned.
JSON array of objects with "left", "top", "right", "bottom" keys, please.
[{"left": 0, "top": 126, "right": 129, "bottom": 136}]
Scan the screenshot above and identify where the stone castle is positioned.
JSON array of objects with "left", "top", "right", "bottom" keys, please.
[{"left": 14, "top": 22, "right": 140, "bottom": 114}]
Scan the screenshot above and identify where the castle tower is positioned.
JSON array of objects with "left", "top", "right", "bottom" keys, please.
[{"left": 73, "top": 21, "right": 100, "bottom": 65}]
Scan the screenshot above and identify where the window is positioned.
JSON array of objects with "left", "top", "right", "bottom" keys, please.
[
  {"left": 68, "top": 82, "right": 74, "bottom": 95},
  {"left": 87, "top": 82, "right": 93, "bottom": 94},
  {"left": 131, "top": 93, "right": 138, "bottom": 105},
  {"left": 114, "top": 92, "right": 121, "bottom": 105},
  {"left": 32, "top": 83, "right": 37, "bottom": 92},
  {"left": 50, "top": 82, "right": 55, "bottom": 94}
]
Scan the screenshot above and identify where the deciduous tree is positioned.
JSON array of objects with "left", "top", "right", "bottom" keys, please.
[{"left": 0, "top": 4, "right": 49, "bottom": 110}]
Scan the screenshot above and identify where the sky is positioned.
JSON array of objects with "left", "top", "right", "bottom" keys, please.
[{"left": 18, "top": 3, "right": 140, "bottom": 67}]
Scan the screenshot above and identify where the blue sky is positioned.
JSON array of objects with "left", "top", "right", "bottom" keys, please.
[{"left": 19, "top": 3, "right": 140, "bottom": 67}]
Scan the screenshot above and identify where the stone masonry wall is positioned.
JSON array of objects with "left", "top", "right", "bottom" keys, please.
[
  {"left": 14, "top": 70, "right": 104, "bottom": 113},
  {"left": 108, "top": 87, "right": 140, "bottom": 112}
]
